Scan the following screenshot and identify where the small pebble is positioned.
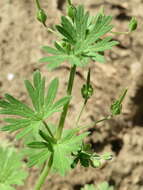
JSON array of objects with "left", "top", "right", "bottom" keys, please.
[{"left": 7, "top": 73, "right": 15, "bottom": 81}]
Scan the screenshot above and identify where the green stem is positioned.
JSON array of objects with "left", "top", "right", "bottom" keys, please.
[
  {"left": 56, "top": 65, "right": 76, "bottom": 140},
  {"left": 35, "top": 0, "right": 41, "bottom": 9},
  {"left": 75, "top": 100, "right": 87, "bottom": 127},
  {"left": 76, "top": 115, "right": 112, "bottom": 131},
  {"left": 118, "top": 88, "right": 128, "bottom": 104},
  {"left": 42, "top": 120, "right": 54, "bottom": 138},
  {"left": 67, "top": 0, "right": 72, "bottom": 5},
  {"left": 34, "top": 154, "right": 53, "bottom": 190}
]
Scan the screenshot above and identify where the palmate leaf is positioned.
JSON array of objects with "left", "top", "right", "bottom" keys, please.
[
  {"left": 0, "top": 146, "right": 27, "bottom": 189},
  {"left": 27, "top": 129, "right": 89, "bottom": 175},
  {"left": 40, "top": 5, "right": 118, "bottom": 69},
  {"left": 0, "top": 71, "right": 70, "bottom": 139},
  {"left": 52, "top": 130, "right": 89, "bottom": 175}
]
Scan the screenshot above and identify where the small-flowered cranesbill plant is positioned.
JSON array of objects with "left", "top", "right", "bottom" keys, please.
[{"left": 0, "top": 0, "right": 137, "bottom": 189}]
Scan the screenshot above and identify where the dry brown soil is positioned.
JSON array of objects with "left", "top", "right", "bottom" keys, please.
[{"left": 0, "top": 0, "right": 143, "bottom": 190}]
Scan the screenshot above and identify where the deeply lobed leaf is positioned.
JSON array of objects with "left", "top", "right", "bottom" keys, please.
[
  {"left": 0, "top": 71, "right": 70, "bottom": 139},
  {"left": 52, "top": 131, "right": 89, "bottom": 175},
  {"left": 40, "top": 5, "right": 118, "bottom": 69},
  {"left": 27, "top": 129, "right": 89, "bottom": 175}
]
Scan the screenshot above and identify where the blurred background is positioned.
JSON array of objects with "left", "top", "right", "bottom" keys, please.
[{"left": 0, "top": 0, "right": 143, "bottom": 190}]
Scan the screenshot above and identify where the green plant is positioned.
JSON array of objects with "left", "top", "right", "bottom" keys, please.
[
  {"left": 0, "top": 145, "right": 27, "bottom": 190},
  {"left": 81, "top": 182, "right": 114, "bottom": 190},
  {"left": 0, "top": 0, "right": 137, "bottom": 189}
]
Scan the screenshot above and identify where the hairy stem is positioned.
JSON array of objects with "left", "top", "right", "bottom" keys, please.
[
  {"left": 56, "top": 65, "right": 76, "bottom": 140},
  {"left": 34, "top": 154, "right": 53, "bottom": 190}
]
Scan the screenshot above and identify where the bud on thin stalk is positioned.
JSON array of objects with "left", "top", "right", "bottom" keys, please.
[
  {"left": 37, "top": 9, "right": 47, "bottom": 26},
  {"left": 129, "top": 17, "right": 138, "bottom": 32},
  {"left": 81, "top": 69, "right": 94, "bottom": 101}
]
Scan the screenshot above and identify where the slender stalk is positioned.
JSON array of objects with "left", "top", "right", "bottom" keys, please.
[
  {"left": 42, "top": 120, "right": 54, "bottom": 138},
  {"left": 56, "top": 65, "right": 76, "bottom": 140},
  {"left": 76, "top": 115, "right": 112, "bottom": 131},
  {"left": 35, "top": 0, "right": 41, "bottom": 9},
  {"left": 67, "top": 0, "right": 72, "bottom": 5},
  {"left": 75, "top": 100, "right": 87, "bottom": 127},
  {"left": 34, "top": 154, "right": 53, "bottom": 190}
]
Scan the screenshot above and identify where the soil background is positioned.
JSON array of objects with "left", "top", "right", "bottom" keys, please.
[{"left": 0, "top": 0, "right": 143, "bottom": 190}]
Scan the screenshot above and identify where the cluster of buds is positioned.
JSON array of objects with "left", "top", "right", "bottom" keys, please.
[{"left": 71, "top": 143, "right": 112, "bottom": 169}]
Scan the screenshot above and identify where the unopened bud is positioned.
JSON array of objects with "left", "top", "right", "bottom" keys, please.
[
  {"left": 110, "top": 101, "right": 122, "bottom": 116},
  {"left": 81, "top": 84, "right": 94, "bottom": 100},
  {"left": 81, "top": 69, "right": 94, "bottom": 100},
  {"left": 110, "top": 89, "right": 127, "bottom": 116},
  {"left": 37, "top": 9, "right": 47, "bottom": 26},
  {"left": 129, "top": 17, "right": 137, "bottom": 32}
]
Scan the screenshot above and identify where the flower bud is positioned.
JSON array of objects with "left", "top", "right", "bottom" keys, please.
[
  {"left": 81, "top": 84, "right": 94, "bottom": 100},
  {"left": 81, "top": 69, "right": 94, "bottom": 100},
  {"left": 37, "top": 9, "right": 47, "bottom": 26},
  {"left": 110, "top": 89, "right": 127, "bottom": 116},
  {"left": 129, "top": 17, "right": 137, "bottom": 32},
  {"left": 110, "top": 101, "right": 122, "bottom": 116}
]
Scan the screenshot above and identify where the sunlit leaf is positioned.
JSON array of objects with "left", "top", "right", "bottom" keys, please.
[
  {"left": 0, "top": 71, "right": 69, "bottom": 139},
  {"left": 0, "top": 146, "right": 27, "bottom": 189}
]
